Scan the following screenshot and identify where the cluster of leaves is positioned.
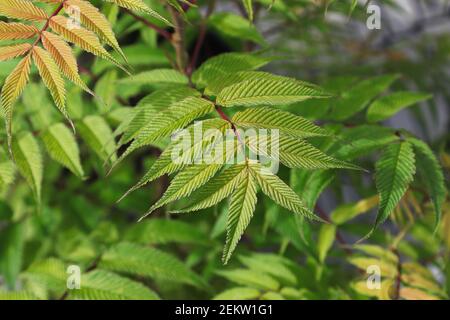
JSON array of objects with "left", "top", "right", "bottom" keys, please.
[{"left": 0, "top": 0, "right": 448, "bottom": 300}]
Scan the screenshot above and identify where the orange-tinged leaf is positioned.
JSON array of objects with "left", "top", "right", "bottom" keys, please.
[
  {"left": 400, "top": 287, "right": 440, "bottom": 300},
  {"left": 41, "top": 31, "right": 93, "bottom": 95},
  {"left": 32, "top": 46, "right": 69, "bottom": 126},
  {"left": 65, "top": 0, "right": 127, "bottom": 62},
  {"left": 0, "top": 0, "right": 48, "bottom": 21},
  {"left": 0, "top": 43, "right": 32, "bottom": 62},
  {"left": 0, "top": 54, "right": 32, "bottom": 142},
  {"left": 0, "top": 21, "right": 39, "bottom": 40},
  {"left": 49, "top": 16, "right": 127, "bottom": 73}
]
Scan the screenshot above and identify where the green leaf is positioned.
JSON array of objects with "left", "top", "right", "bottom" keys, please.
[
  {"left": 247, "top": 134, "right": 361, "bottom": 170},
  {"left": 41, "top": 123, "right": 84, "bottom": 178},
  {"left": 77, "top": 115, "right": 117, "bottom": 163},
  {"left": 317, "top": 224, "right": 336, "bottom": 263},
  {"left": 120, "top": 119, "right": 230, "bottom": 199},
  {"left": 173, "top": 164, "right": 247, "bottom": 214},
  {"left": 213, "top": 287, "right": 260, "bottom": 300},
  {"left": 373, "top": 141, "right": 416, "bottom": 232},
  {"left": 119, "top": 69, "right": 188, "bottom": 86},
  {"left": 238, "top": 254, "right": 298, "bottom": 286},
  {"left": 208, "top": 13, "right": 265, "bottom": 45},
  {"left": 222, "top": 167, "right": 257, "bottom": 264},
  {"left": 408, "top": 138, "right": 446, "bottom": 229},
  {"left": 248, "top": 162, "right": 322, "bottom": 221},
  {"left": 0, "top": 291, "right": 37, "bottom": 300},
  {"left": 192, "top": 53, "right": 274, "bottom": 89},
  {"left": 123, "top": 219, "right": 209, "bottom": 245},
  {"left": 216, "top": 269, "right": 279, "bottom": 291},
  {"left": 101, "top": 0, "right": 172, "bottom": 26},
  {"left": 330, "top": 195, "right": 379, "bottom": 225},
  {"left": 12, "top": 132, "right": 43, "bottom": 203},
  {"left": 366, "top": 92, "right": 432, "bottom": 122},
  {"left": 0, "top": 149, "right": 15, "bottom": 188},
  {"left": 331, "top": 74, "right": 399, "bottom": 120},
  {"left": 68, "top": 270, "right": 160, "bottom": 300},
  {"left": 117, "top": 87, "right": 200, "bottom": 146},
  {"left": 242, "top": 0, "right": 254, "bottom": 21},
  {"left": 94, "top": 70, "right": 118, "bottom": 112},
  {"left": 99, "top": 242, "right": 205, "bottom": 288},
  {"left": 291, "top": 169, "right": 335, "bottom": 209},
  {"left": 233, "top": 107, "right": 331, "bottom": 139},
  {"left": 0, "top": 223, "right": 24, "bottom": 288},
  {"left": 23, "top": 258, "right": 67, "bottom": 296},
  {"left": 216, "top": 73, "right": 330, "bottom": 107},
  {"left": 115, "top": 96, "right": 214, "bottom": 166},
  {"left": 141, "top": 163, "right": 224, "bottom": 220}
]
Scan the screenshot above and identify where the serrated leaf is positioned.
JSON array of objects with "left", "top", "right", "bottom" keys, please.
[
  {"left": 367, "top": 92, "right": 432, "bottom": 122},
  {"left": 222, "top": 167, "right": 257, "bottom": 264},
  {"left": 373, "top": 142, "right": 416, "bottom": 232},
  {"left": 12, "top": 132, "right": 43, "bottom": 203},
  {"left": 114, "top": 96, "right": 214, "bottom": 166},
  {"left": 216, "top": 73, "right": 330, "bottom": 107},
  {"left": 238, "top": 254, "right": 298, "bottom": 286},
  {"left": 216, "top": 269, "right": 279, "bottom": 291},
  {"left": 213, "top": 287, "right": 260, "bottom": 300},
  {"left": 0, "top": 21, "right": 39, "bottom": 40},
  {"left": 68, "top": 270, "right": 160, "bottom": 300},
  {"left": 99, "top": 242, "right": 204, "bottom": 287},
  {"left": 192, "top": 53, "right": 275, "bottom": 88},
  {"left": 174, "top": 164, "right": 247, "bottom": 214},
  {"left": 408, "top": 138, "right": 446, "bottom": 229},
  {"left": 124, "top": 219, "right": 209, "bottom": 245},
  {"left": 49, "top": 16, "right": 127, "bottom": 73},
  {"left": 41, "top": 31, "right": 92, "bottom": 95},
  {"left": 0, "top": 0, "right": 48, "bottom": 21},
  {"left": 101, "top": 0, "right": 172, "bottom": 26},
  {"left": 331, "top": 74, "right": 399, "bottom": 120},
  {"left": 0, "top": 291, "right": 37, "bottom": 300},
  {"left": 119, "top": 68, "right": 188, "bottom": 86},
  {"left": 117, "top": 87, "right": 200, "bottom": 145},
  {"left": 348, "top": 256, "right": 397, "bottom": 278},
  {"left": 0, "top": 43, "right": 32, "bottom": 62},
  {"left": 32, "top": 46, "right": 68, "bottom": 123},
  {"left": 141, "top": 163, "right": 224, "bottom": 220},
  {"left": 233, "top": 107, "right": 331, "bottom": 139},
  {"left": 41, "top": 123, "right": 84, "bottom": 177},
  {"left": 121, "top": 118, "right": 230, "bottom": 199},
  {"left": 65, "top": 0, "right": 127, "bottom": 62},
  {"left": 248, "top": 162, "right": 322, "bottom": 221},
  {"left": 1, "top": 54, "right": 32, "bottom": 141},
  {"left": 77, "top": 115, "right": 117, "bottom": 162},
  {"left": 247, "top": 133, "right": 360, "bottom": 170}
]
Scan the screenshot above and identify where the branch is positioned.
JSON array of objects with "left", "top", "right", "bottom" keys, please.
[
  {"left": 32, "top": 1, "right": 66, "bottom": 48},
  {"left": 167, "top": 6, "right": 189, "bottom": 74},
  {"left": 187, "top": 0, "right": 216, "bottom": 76}
]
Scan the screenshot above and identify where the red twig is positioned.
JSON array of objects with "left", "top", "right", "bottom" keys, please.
[
  {"left": 32, "top": 1, "right": 65, "bottom": 47},
  {"left": 187, "top": 0, "right": 216, "bottom": 76}
]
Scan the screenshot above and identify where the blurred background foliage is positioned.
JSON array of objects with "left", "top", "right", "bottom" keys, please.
[{"left": 0, "top": 0, "right": 449, "bottom": 300}]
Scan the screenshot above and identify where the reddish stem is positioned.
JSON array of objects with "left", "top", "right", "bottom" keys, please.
[{"left": 32, "top": 2, "right": 65, "bottom": 47}]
